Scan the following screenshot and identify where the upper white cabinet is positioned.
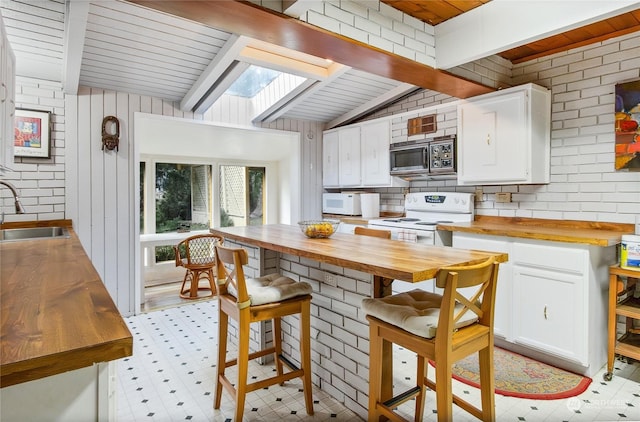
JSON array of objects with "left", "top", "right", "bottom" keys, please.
[
  {"left": 338, "top": 126, "right": 361, "bottom": 186},
  {"left": 0, "top": 13, "right": 16, "bottom": 172},
  {"left": 322, "top": 131, "right": 339, "bottom": 186},
  {"left": 457, "top": 83, "right": 551, "bottom": 185},
  {"left": 323, "top": 120, "right": 407, "bottom": 188},
  {"left": 361, "top": 120, "right": 392, "bottom": 186}
]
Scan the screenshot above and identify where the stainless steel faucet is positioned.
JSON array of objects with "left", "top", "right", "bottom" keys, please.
[{"left": 0, "top": 180, "right": 26, "bottom": 224}]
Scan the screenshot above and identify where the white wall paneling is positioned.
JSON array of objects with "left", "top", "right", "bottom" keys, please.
[{"left": 61, "top": 87, "right": 319, "bottom": 316}]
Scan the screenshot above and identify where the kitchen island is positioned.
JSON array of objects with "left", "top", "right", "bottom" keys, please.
[
  {"left": 0, "top": 220, "right": 133, "bottom": 420},
  {"left": 210, "top": 223, "right": 508, "bottom": 419}
]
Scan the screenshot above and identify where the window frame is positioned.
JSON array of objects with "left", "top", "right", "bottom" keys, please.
[{"left": 139, "top": 154, "right": 278, "bottom": 235}]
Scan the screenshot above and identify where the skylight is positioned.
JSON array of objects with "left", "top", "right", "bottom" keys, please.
[{"left": 226, "top": 65, "right": 281, "bottom": 98}]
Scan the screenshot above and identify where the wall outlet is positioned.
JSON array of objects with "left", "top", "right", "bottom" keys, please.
[
  {"left": 495, "top": 192, "right": 512, "bottom": 203},
  {"left": 475, "top": 187, "right": 483, "bottom": 202}
]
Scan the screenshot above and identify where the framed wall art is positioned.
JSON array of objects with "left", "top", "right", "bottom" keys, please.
[
  {"left": 14, "top": 108, "right": 51, "bottom": 158},
  {"left": 615, "top": 79, "right": 640, "bottom": 170}
]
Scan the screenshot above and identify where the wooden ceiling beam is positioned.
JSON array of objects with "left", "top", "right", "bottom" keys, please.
[{"left": 125, "top": 0, "right": 494, "bottom": 99}]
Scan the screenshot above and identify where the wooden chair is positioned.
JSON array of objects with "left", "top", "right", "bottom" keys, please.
[
  {"left": 214, "top": 244, "right": 314, "bottom": 421},
  {"left": 354, "top": 226, "right": 392, "bottom": 239},
  {"left": 362, "top": 257, "right": 500, "bottom": 422},
  {"left": 174, "top": 234, "right": 223, "bottom": 299}
]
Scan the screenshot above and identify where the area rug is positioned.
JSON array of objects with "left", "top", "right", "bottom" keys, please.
[{"left": 431, "top": 347, "right": 592, "bottom": 400}]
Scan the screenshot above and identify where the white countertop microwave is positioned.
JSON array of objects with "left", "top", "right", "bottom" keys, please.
[{"left": 322, "top": 193, "right": 362, "bottom": 215}]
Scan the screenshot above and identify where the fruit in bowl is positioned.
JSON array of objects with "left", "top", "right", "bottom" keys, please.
[{"left": 298, "top": 220, "right": 340, "bottom": 238}]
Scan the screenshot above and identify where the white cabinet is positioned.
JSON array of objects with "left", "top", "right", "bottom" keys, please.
[
  {"left": 361, "top": 120, "right": 392, "bottom": 186},
  {"left": 338, "top": 126, "right": 361, "bottom": 186},
  {"left": 322, "top": 120, "right": 407, "bottom": 188},
  {"left": 457, "top": 83, "right": 550, "bottom": 185},
  {"left": 0, "top": 12, "right": 16, "bottom": 172},
  {"left": 323, "top": 126, "right": 360, "bottom": 187},
  {"left": 322, "top": 131, "right": 339, "bottom": 186},
  {"left": 452, "top": 234, "right": 512, "bottom": 340},
  {"left": 512, "top": 243, "right": 588, "bottom": 364},
  {"left": 1, "top": 362, "right": 116, "bottom": 421},
  {"left": 452, "top": 232, "right": 615, "bottom": 376}
]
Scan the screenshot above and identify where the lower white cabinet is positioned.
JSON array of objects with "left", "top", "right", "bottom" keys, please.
[
  {"left": 452, "top": 234, "right": 512, "bottom": 340},
  {"left": 1, "top": 362, "right": 116, "bottom": 421},
  {"left": 511, "top": 243, "right": 588, "bottom": 364},
  {"left": 452, "top": 232, "right": 615, "bottom": 376}
]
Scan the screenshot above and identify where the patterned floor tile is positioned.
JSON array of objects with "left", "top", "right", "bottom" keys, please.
[{"left": 117, "top": 301, "right": 640, "bottom": 421}]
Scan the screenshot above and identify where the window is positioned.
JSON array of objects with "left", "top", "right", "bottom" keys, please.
[
  {"left": 219, "top": 165, "right": 265, "bottom": 227},
  {"left": 155, "top": 163, "right": 211, "bottom": 233},
  {"left": 226, "top": 65, "right": 281, "bottom": 98}
]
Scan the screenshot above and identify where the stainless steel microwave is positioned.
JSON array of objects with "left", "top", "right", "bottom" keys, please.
[{"left": 390, "top": 135, "right": 456, "bottom": 180}]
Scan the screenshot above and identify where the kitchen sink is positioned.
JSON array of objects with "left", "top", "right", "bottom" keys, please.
[{"left": 0, "top": 226, "right": 70, "bottom": 242}]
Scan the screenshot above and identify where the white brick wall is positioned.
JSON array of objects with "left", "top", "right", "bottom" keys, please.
[
  {"left": 297, "top": 0, "right": 437, "bottom": 67},
  {"left": 279, "top": 248, "right": 372, "bottom": 419},
  {"left": 363, "top": 31, "right": 640, "bottom": 228},
  {"left": 0, "top": 77, "right": 65, "bottom": 222}
]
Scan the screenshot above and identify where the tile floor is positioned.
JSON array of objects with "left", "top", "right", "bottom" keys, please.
[{"left": 117, "top": 300, "right": 640, "bottom": 421}]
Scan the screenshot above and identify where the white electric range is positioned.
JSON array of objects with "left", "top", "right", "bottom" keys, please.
[
  {"left": 368, "top": 191, "right": 474, "bottom": 246},
  {"left": 367, "top": 191, "right": 474, "bottom": 293}
]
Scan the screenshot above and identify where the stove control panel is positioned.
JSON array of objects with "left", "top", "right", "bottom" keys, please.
[{"left": 404, "top": 192, "right": 474, "bottom": 213}]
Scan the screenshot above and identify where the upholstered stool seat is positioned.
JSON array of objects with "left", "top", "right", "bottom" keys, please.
[
  {"left": 214, "top": 244, "right": 314, "bottom": 421},
  {"left": 363, "top": 257, "right": 500, "bottom": 422},
  {"left": 229, "top": 272, "right": 313, "bottom": 306},
  {"left": 362, "top": 288, "right": 479, "bottom": 339}
]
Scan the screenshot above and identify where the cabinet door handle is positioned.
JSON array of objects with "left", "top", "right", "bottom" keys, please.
[
  {"left": 544, "top": 305, "right": 548, "bottom": 320},
  {"left": 486, "top": 134, "right": 491, "bottom": 145}
]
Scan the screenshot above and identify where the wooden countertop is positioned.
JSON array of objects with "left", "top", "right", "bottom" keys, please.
[
  {"left": 0, "top": 220, "right": 133, "bottom": 388},
  {"left": 211, "top": 224, "right": 508, "bottom": 282},
  {"left": 437, "top": 216, "right": 635, "bottom": 247}
]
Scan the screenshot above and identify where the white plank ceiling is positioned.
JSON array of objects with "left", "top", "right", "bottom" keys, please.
[
  {"left": 0, "top": 0, "right": 416, "bottom": 126},
  {"left": 3, "top": 0, "right": 637, "bottom": 126}
]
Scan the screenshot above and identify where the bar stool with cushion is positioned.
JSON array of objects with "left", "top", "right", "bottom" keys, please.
[
  {"left": 362, "top": 257, "right": 500, "bottom": 422},
  {"left": 213, "top": 244, "right": 314, "bottom": 421},
  {"left": 174, "top": 234, "right": 223, "bottom": 299}
]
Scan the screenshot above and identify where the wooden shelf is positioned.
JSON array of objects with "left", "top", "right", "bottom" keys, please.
[
  {"left": 607, "top": 265, "right": 640, "bottom": 379},
  {"left": 616, "top": 333, "right": 640, "bottom": 361},
  {"left": 618, "top": 296, "right": 640, "bottom": 318}
]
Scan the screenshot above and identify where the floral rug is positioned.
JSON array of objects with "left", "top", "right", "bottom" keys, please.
[{"left": 436, "top": 347, "right": 592, "bottom": 400}]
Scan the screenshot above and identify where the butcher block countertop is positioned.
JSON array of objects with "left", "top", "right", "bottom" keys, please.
[
  {"left": 0, "top": 220, "right": 133, "bottom": 388},
  {"left": 437, "top": 215, "right": 635, "bottom": 247},
  {"left": 211, "top": 224, "right": 508, "bottom": 282}
]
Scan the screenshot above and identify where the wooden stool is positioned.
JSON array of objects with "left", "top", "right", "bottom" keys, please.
[
  {"left": 174, "top": 234, "right": 223, "bottom": 299},
  {"left": 214, "top": 244, "right": 314, "bottom": 421},
  {"left": 362, "top": 257, "right": 500, "bottom": 422},
  {"left": 354, "top": 226, "right": 392, "bottom": 239}
]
